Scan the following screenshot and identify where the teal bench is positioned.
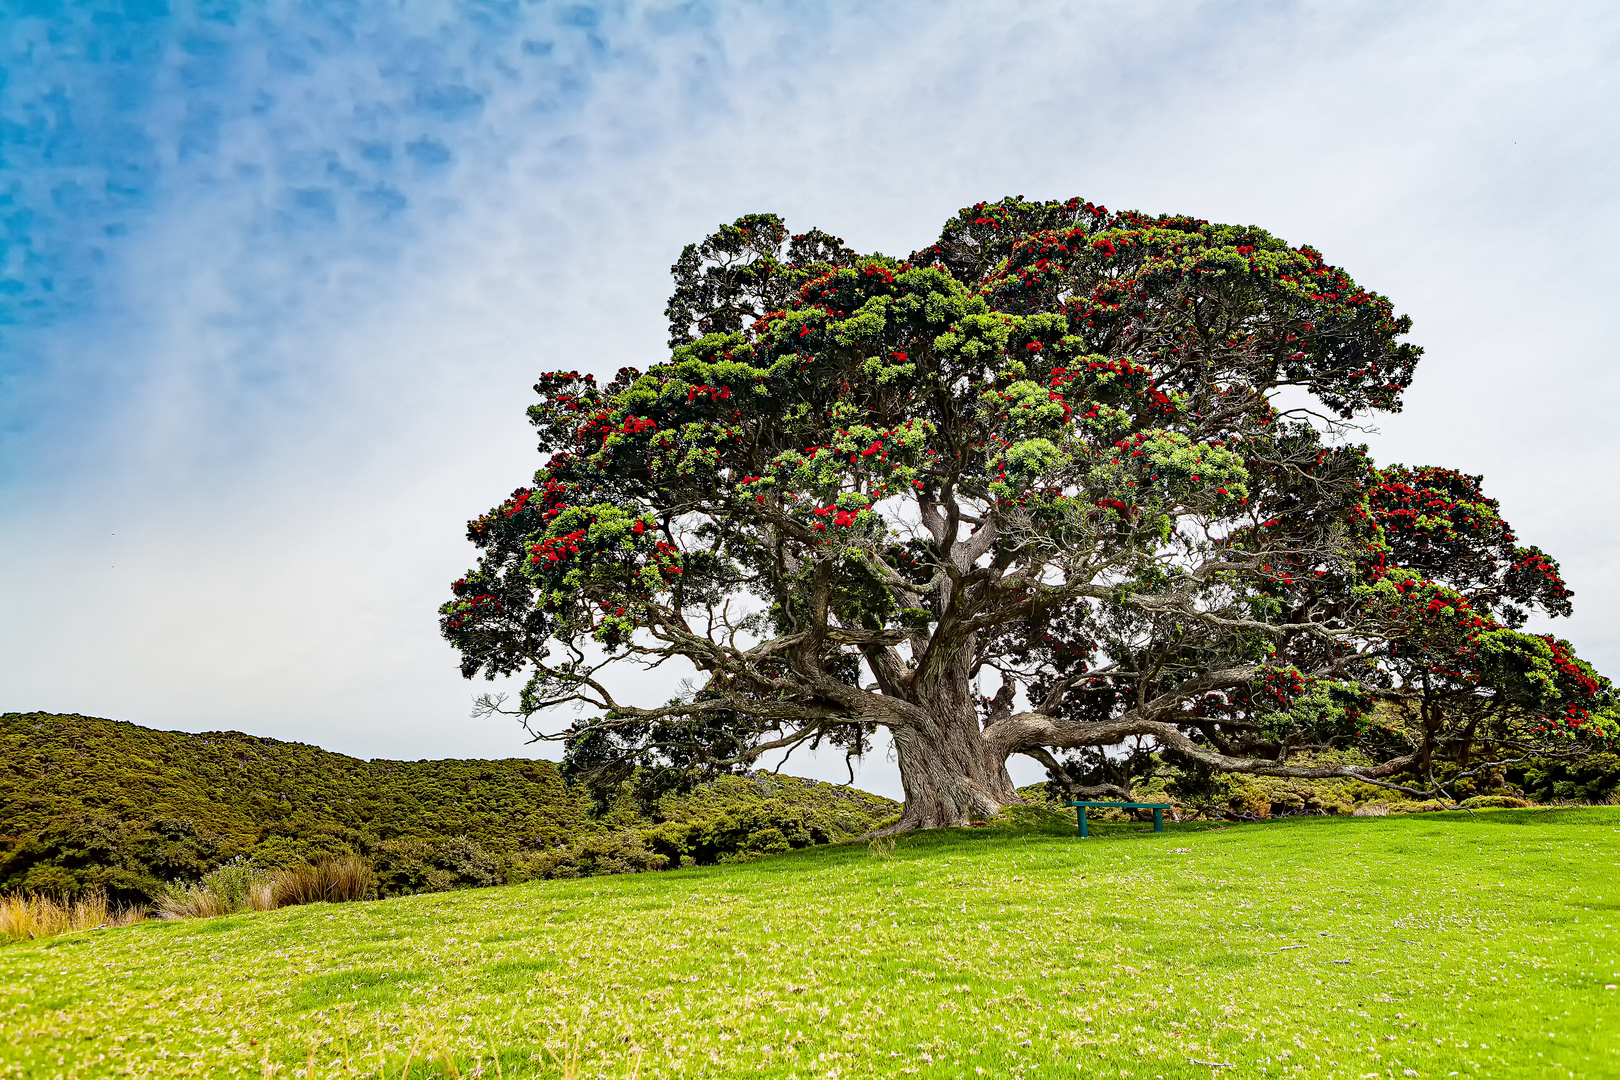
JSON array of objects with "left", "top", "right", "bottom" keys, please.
[{"left": 1066, "top": 800, "right": 1173, "bottom": 837}]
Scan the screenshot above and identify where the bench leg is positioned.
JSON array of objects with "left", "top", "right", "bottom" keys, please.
[
  {"left": 1153, "top": 808, "right": 1163, "bottom": 833},
  {"left": 1079, "top": 807, "right": 1089, "bottom": 838}
]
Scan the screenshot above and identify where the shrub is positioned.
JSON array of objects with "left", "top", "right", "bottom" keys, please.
[
  {"left": 1459, "top": 795, "right": 1534, "bottom": 809},
  {"left": 201, "top": 857, "right": 267, "bottom": 910},
  {"left": 371, "top": 838, "right": 501, "bottom": 896},
  {"left": 1224, "top": 776, "right": 1275, "bottom": 819},
  {"left": 156, "top": 857, "right": 275, "bottom": 918},
  {"left": 17, "top": 864, "right": 79, "bottom": 898},
  {"left": 434, "top": 837, "right": 503, "bottom": 887},
  {"left": 1509, "top": 752, "right": 1620, "bottom": 804},
  {"left": 567, "top": 831, "right": 669, "bottom": 876},
  {"left": 1391, "top": 800, "right": 1449, "bottom": 814}
]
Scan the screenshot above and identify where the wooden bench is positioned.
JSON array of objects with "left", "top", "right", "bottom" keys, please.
[{"left": 1065, "top": 800, "right": 1173, "bottom": 837}]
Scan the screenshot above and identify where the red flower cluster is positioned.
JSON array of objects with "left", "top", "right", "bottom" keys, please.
[
  {"left": 530, "top": 529, "right": 588, "bottom": 565},
  {"left": 467, "top": 479, "right": 577, "bottom": 542},
  {"left": 1543, "top": 635, "right": 1601, "bottom": 699},
  {"left": 1253, "top": 667, "right": 1307, "bottom": 707},
  {"left": 812, "top": 505, "right": 861, "bottom": 530},
  {"left": 502, "top": 488, "right": 532, "bottom": 518},
  {"left": 1389, "top": 577, "right": 1489, "bottom": 631},
  {"left": 642, "top": 539, "right": 683, "bottom": 576},
  {"left": 442, "top": 592, "right": 503, "bottom": 631}
]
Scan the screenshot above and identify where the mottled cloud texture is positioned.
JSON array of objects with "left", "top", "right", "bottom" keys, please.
[{"left": 2, "top": 1, "right": 1616, "bottom": 794}]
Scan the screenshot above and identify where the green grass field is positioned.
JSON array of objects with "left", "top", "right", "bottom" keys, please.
[{"left": 2, "top": 808, "right": 1615, "bottom": 1080}]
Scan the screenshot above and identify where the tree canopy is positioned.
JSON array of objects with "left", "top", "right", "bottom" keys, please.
[{"left": 442, "top": 197, "right": 1615, "bottom": 831}]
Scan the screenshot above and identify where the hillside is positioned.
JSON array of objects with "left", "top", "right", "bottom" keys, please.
[
  {"left": 0, "top": 712, "right": 898, "bottom": 901},
  {"left": 1, "top": 808, "right": 1614, "bottom": 1078}
]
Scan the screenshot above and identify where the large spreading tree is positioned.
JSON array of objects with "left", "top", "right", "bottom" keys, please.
[{"left": 442, "top": 198, "right": 1615, "bottom": 831}]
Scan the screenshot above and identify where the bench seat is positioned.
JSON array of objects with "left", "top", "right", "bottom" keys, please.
[{"left": 1064, "top": 800, "right": 1174, "bottom": 837}]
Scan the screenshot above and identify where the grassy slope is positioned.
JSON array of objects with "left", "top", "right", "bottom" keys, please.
[{"left": 1, "top": 809, "right": 1615, "bottom": 1080}]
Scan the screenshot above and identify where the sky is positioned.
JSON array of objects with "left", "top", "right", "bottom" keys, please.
[{"left": 2, "top": 0, "right": 1617, "bottom": 798}]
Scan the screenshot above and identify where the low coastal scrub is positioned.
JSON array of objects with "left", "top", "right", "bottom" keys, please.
[{"left": 0, "top": 713, "right": 898, "bottom": 904}]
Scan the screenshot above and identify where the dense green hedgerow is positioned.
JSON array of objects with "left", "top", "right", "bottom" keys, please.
[
  {"left": 0, "top": 713, "right": 897, "bottom": 903},
  {"left": 1508, "top": 751, "right": 1620, "bottom": 804}
]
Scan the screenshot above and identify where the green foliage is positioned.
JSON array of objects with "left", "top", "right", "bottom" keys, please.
[
  {"left": 1033, "top": 732, "right": 1620, "bottom": 820},
  {"left": 0, "top": 713, "right": 897, "bottom": 903},
  {"left": 636, "top": 773, "right": 899, "bottom": 866},
  {"left": 1509, "top": 751, "right": 1620, "bottom": 805}
]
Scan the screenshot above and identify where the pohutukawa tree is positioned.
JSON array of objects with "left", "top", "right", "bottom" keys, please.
[{"left": 442, "top": 197, "right": 1615, "bottom": 831}]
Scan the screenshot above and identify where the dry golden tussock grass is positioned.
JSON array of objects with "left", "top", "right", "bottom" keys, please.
[
  {"left": 268, "top": 857, "right": 373, "bottom": 907},
  {"left": 156, "top": 856, "right": 371, "bottom": 920},
  {"left": 0, "top": 890, "right": 145, "bottom": 942},
  {"left": 156, "top": 883, "right": 232, "bottom": 920}
]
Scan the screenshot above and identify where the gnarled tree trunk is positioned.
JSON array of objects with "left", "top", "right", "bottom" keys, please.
[
  {"left": 873, "top": 625, "right": 1025, "bottom": 832},
  {"left": 885, "top": 701, "right": 1021, "bottom": 832}
]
